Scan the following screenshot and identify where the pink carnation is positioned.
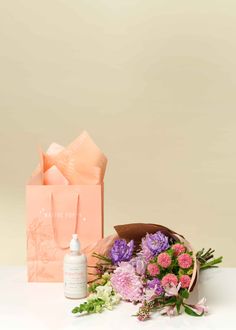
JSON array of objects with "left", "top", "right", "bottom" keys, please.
[
  {"left": 147, "top": 263, "right": 160, "bottom": 276},
  {"left": 177, "top": 253, "right": 193, "bottom": 269},
  {"left": 180, "top": 275, "right": 191, "bottom": 288},
  {"left": 111, "top": 262, "right": 143, "bottom": 302},
  {"left": 161, "top": 273, "right": 178, "bottom": 287},
  {"left": 172, "top": 243, "right": 186, "bottom": 256},
  {"left": 157, "top": 252, "right": 171, "bottom": 268}
]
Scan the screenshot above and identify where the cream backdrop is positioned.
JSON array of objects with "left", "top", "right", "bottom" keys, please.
[{"left": 0, "top": 1, "right": 235, "bottom": 266}]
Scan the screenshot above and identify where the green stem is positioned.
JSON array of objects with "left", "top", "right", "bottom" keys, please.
[
  {"left": 88, "top": 277, "right": 101, "bottom": 284},
  {"left": 92, "top": 252, "right": 112, "bottom": 263},
  {"left": 200, "top": 256, "right": 223, "bottom": 270}
]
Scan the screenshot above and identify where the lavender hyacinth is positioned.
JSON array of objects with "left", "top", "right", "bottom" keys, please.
[
  {"left": 141, "top": 231, "right": 169, "bottom": 260},
  {"left": 109, "top": 239, "right": 134, "bottom": 264}
]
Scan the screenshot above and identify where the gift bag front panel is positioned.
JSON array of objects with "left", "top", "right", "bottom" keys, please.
[{"left": 26, "top": 184, "right": 103, "bottom": 282}]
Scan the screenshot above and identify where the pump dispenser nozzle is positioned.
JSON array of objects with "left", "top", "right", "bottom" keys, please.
[{"left": 69, "top": 234, "right": 80, "bottom": 252}]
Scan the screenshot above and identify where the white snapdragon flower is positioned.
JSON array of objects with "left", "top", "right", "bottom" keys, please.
[{"left": 88, "top": 281, "right": 121, "bottom": 310}]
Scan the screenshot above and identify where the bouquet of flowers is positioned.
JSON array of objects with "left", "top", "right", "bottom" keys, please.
[{"left": 72, "top": 223, "right": 222, "bottom": 321}]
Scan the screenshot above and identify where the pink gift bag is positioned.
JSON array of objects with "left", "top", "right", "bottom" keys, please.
[{"left": 26, "top": 132, "right": 107, "bottom": 282}]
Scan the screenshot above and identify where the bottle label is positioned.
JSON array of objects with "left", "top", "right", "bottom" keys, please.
[{"left": 64, "top": 262, "right": 87, "bottom": 297}]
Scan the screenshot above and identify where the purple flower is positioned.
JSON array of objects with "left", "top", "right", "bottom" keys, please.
[
  {"left": 136, "top": 258, "right": 147, "bottom": 275},
  {"left": 141, "top": 231, "right": 169, "bottom": 260},
  {"left": 147, "top": 278, "right": 164, "bottom": 296},
  {"left": 109, "top": 239, "right": 134, "bottom": 264},
  {"left": 130, "top": 256, "right": 147, "bottom": 275},
  {"left": 140, "top": 238, "right": 154, "bottom": 261}
]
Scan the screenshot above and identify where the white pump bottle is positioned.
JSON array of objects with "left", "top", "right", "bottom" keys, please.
[{"left": 64, "top": 234, "right": 87, "bottom": 299}]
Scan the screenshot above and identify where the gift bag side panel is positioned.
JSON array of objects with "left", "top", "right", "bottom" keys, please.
[{"left": 76, "top": 184, "right": 103, "bottom": 249}]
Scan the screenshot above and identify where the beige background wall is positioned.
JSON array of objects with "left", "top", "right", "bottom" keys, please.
[{"left": 0, "top": 1, "right": 235, "bottom": 266}]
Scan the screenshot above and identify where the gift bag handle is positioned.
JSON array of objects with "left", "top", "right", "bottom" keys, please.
[{"left": 50, "top": 192, "right": 80, "bottom": 250}]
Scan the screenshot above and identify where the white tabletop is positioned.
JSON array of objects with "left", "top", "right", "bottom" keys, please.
[{"left": 0, "top": 267, "right": 235, "bottom": 330}]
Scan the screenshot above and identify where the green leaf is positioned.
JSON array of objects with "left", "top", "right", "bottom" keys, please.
[
  {"left": 187, "top": 268, "right": 193, "bottom": 275},
  {"left": 180, "top": 289, "right": 189, "bottom": 299},
  {"left": 72, "top": 298, "right": 106, "bottom": 315},
  {"left": 165, "top": 297, "right": 177, "bottom": 305},
  {"left": 166, "top": 248, "right": 174, "bottom": 257},
  {"left": 178, "top": 269, "right": 185, "bottom": 276},
  {"left": 184, "top": 305, "right": 203, "bottom": 317},
  {"left": 88, "top": 282, "right": 100, "bottom": 293},
  {"left": 176, "top": 300, "right": 181, "bottom": 314},
  {"left": 72, "top": 306, "right": 80, "bottom": 314}
]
